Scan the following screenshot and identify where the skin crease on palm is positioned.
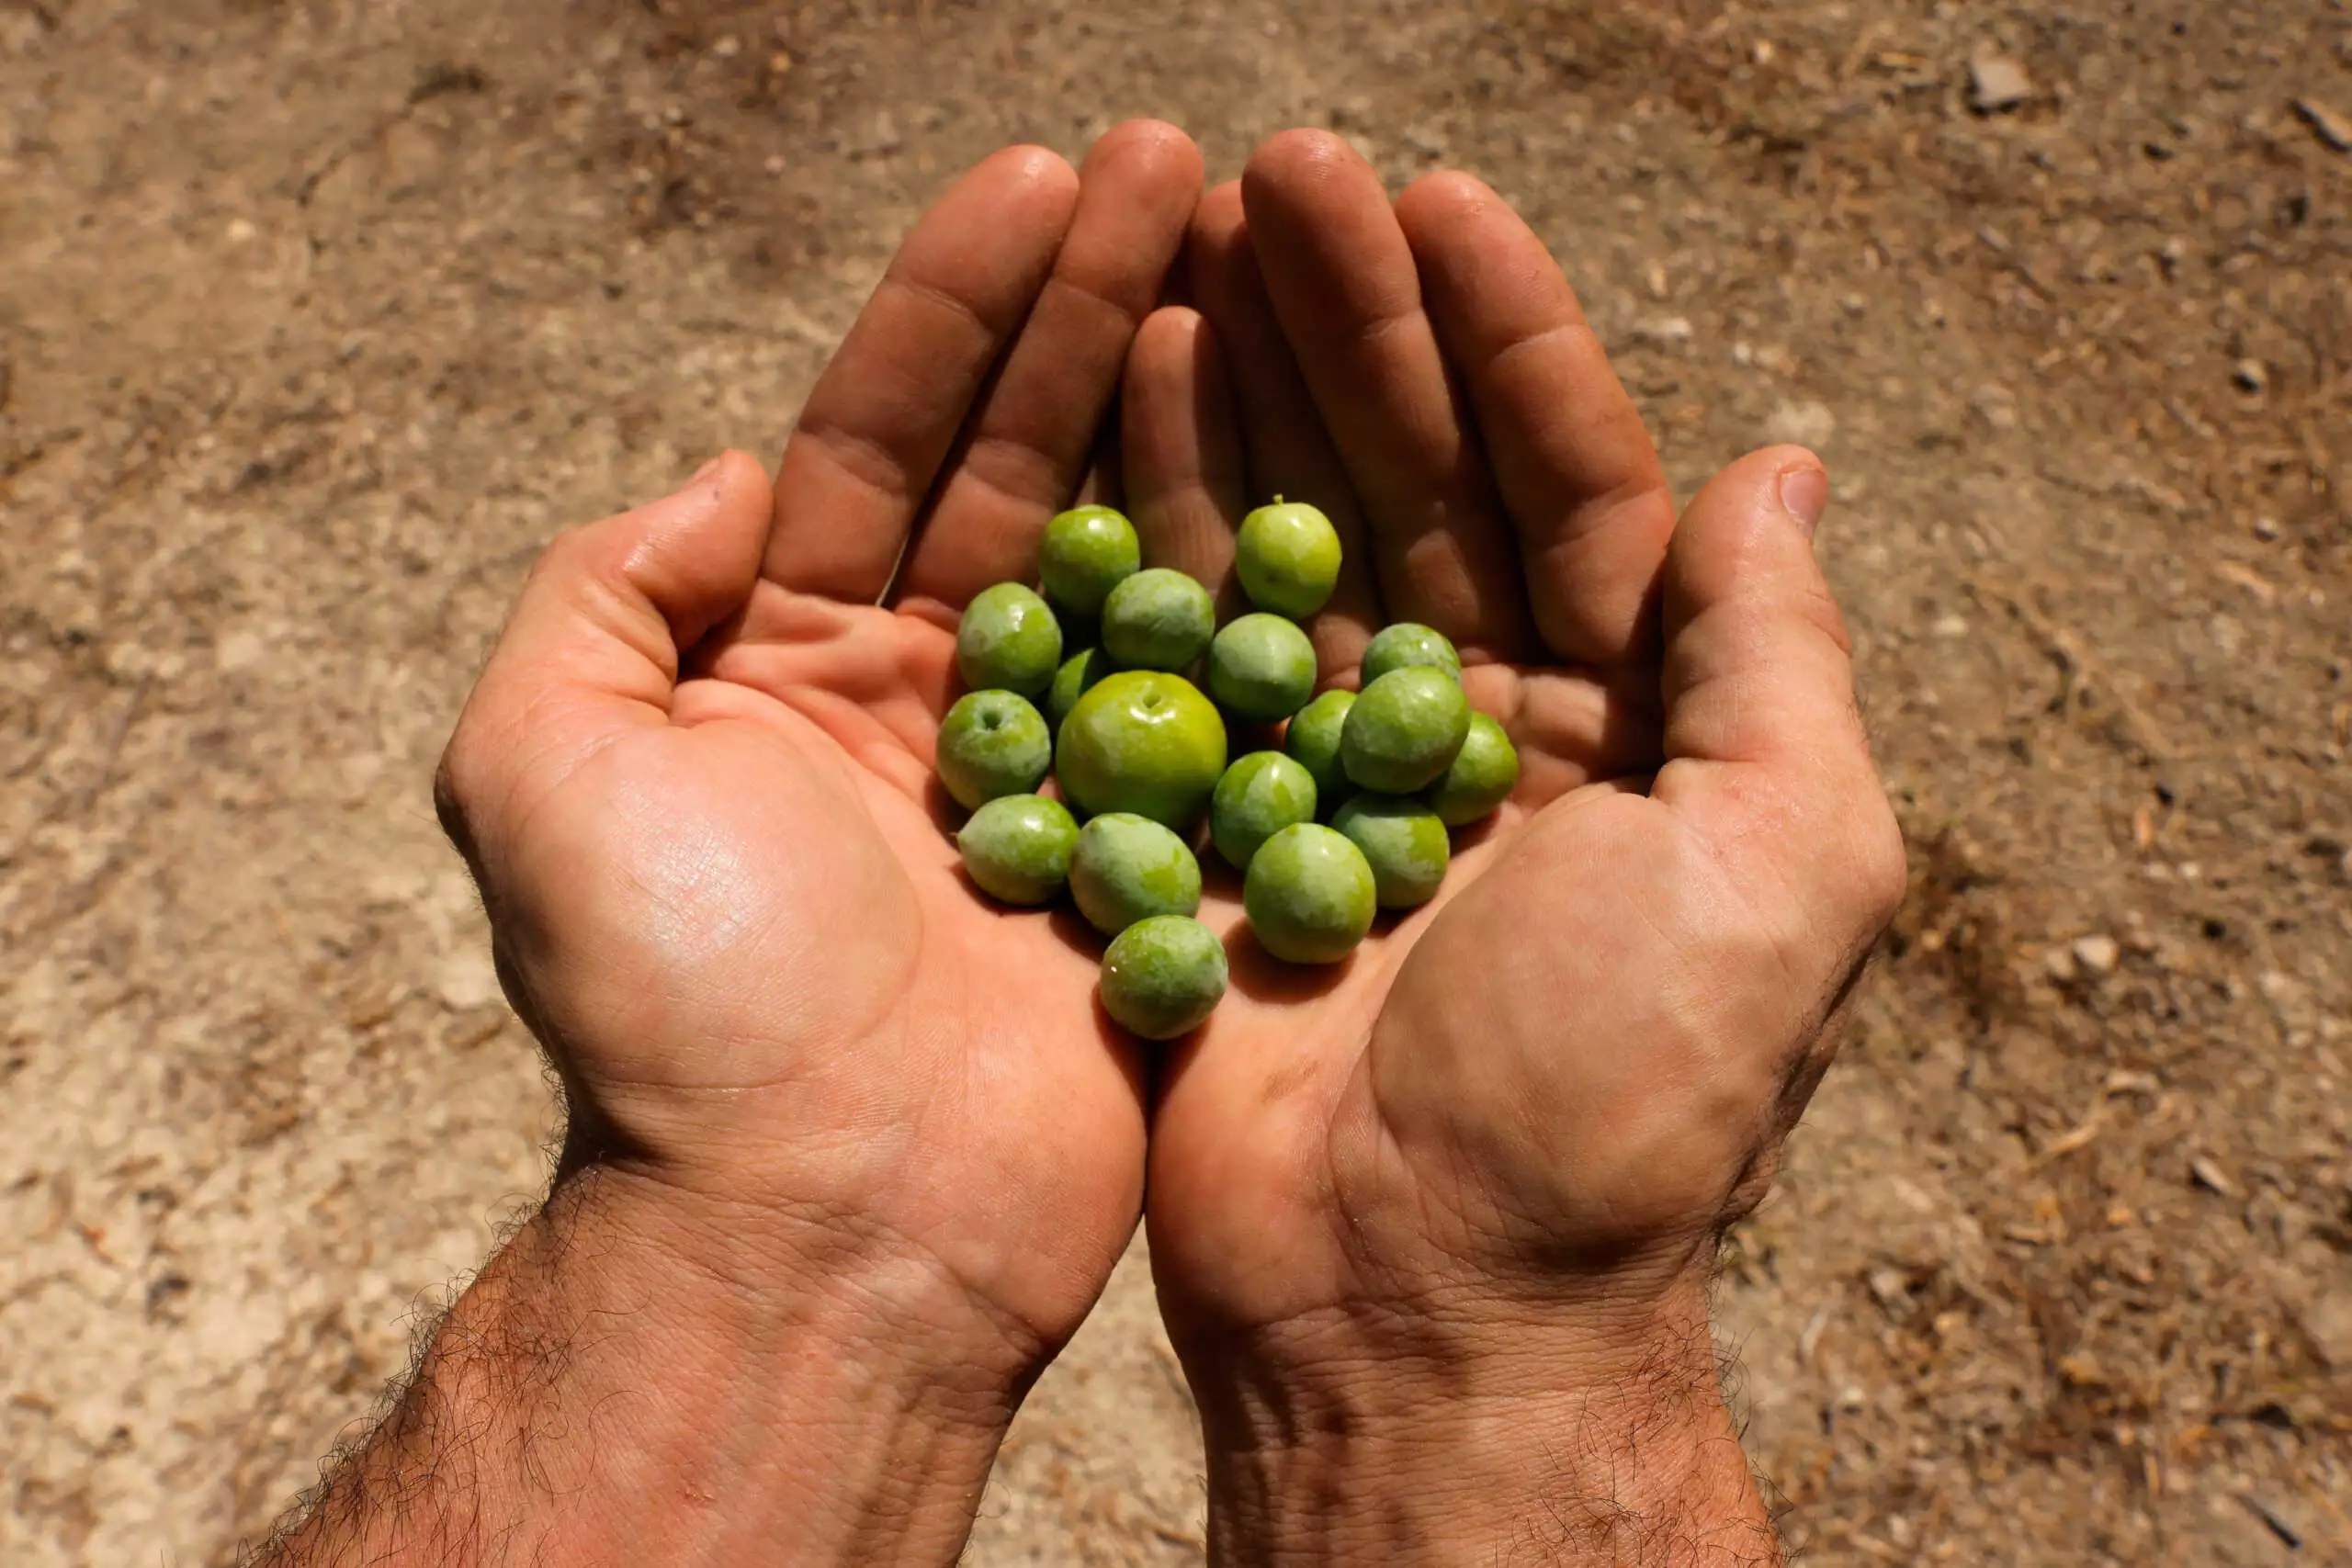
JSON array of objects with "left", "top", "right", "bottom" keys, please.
[{"left": 436, "top": 108, "right": 1906, "bottom": 1556}]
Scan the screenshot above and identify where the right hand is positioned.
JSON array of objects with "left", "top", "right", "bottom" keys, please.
[
  {"left": 429, "top": 124, "right": 1202, "bottom": 1563},
  {"left": 1121, "top": 130, "right": 1906, "bottom": 1562}
]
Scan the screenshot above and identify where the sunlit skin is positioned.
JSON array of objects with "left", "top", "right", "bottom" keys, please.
[
  {"left": 437, "top": 126, "right": 1210, "bottom": 1377},
  {"left": 384, "top": 118, "right": 1905, "bottom": 1568},
  {"left": 1124, "top": 147, "right": 1903, "bottom": 1437}
]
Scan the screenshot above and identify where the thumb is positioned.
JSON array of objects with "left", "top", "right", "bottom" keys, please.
[
  {"left": 436, "top": 450, "right": 775, "bottom": 860},
  {"left": 1652, "top": 446, "right": 1905, "bottom": 936}
]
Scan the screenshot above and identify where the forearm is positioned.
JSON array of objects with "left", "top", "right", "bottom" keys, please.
[
  {"left": 254, "top": 1166, "right": 1029, "bottom": 1568},
  {"left": 1191, "top": 1293, "right": 1779, "bottom": 1568}
]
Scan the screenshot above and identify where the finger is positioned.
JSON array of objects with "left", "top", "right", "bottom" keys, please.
[
  {"left": 764, "top": 146, "right": 1080, "bottom": 603},
  {"left": 1651, "top": 449, "right": 1906, "bottom": 939},
  {"left": 895, "top": 119, "right": 1204, "bottom": 610},
  {"left": 1396, "top": 172, "right": 1675, "bottom": 670},
  {"left": 1121, "top": 307, "right": 1247, "bottom": 600},
  {"left": 441, "top": 452, "right": 775, "bottom": 865},
  {"left": 1239, "top": 130, "right": 1536, "bottom": 662},
  {"left": 1185, "top": 181, "right": 1378, "bottom": 678},
  {"left": 1074, "top": 416, "right": 1126, "bottom": 513}
]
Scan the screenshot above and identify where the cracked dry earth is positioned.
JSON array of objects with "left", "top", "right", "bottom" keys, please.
[{"left": 4, "top": 1, "right": 2349, "bottom": 1563}]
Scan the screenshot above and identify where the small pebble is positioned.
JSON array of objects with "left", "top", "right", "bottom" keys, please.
[
  {"left": 2072, "top": 934, "right": 2120, "bottom": 976},
  {"left": 1968, "top": 55, "right": 2033, "bottom": 114}
]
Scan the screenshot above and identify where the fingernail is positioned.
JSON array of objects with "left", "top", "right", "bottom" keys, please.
[
  {"left": 1778, "top": 465, "right": 1829, "bottom": 538},
  {"left": 684, "top": 454, "right": 724, "bottom": 488}
]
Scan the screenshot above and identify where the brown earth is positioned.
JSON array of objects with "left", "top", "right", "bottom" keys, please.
[{"left": 3, "top": 0, "right": 2349, "bottom": 1562}]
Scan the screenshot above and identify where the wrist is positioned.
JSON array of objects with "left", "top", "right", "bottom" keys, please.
[
  {"left": 264, "top": 1163, "right": 1035, "bottom": 1567},
  {"left": 572, "top": 1161, "right": 1046, "bottom": 1555},
  {"left": 1181, "top": 1285, "right": 1779, "bottom": 1568}
]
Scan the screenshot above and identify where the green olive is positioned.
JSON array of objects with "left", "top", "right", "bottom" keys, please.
[
  {"left": 1101, "top": 568, "right": 1216, "bottom": 672},
  {"left": 956, "top": 794, "right": 1080, "bottom": 905},
  {"left": 1425, "top": 713, "right": 1521, "bottom": 826},
  {"left": 1243, "top": 823, "right": 1376, "bottom": 964},
  {"left": 1360, "top": 623, "right": 1462, "bottom": 687},
  {"left": 1330, "top": 793, "right": 1450, "bottom": 909},
  {"left": 1047, "top": 646, "right": 1109, "bottom": 730},
  {"left": 1100, "top": 915, "right": 1228, "bottom": 1040},
  {"left": 1039, "top": 505, "right": 1142, "bottom": 620},
  {"left": 1069, "top": 812, "right": 1204, "bottom": 937},
  {"left": 1207, "top": 613, "right": 1318, "bottom": 723},
  {"left": 956, "top": 582, "right": 1062, "bottom": 696},
  {"left": 1283, "top": 689, "right": 1356, "bottom": 815},
  {"left": 1235, "top": 498, "right": 1342, "bottom": 619},
  {"left": 1054, "top": 671, "right": 1228, "bottom": 829},
  {"left": 936, "top": 690, "right": 1052, "bottom": 809},
  {"left": 1210, "top": 751, "right": 1318, "bottom": 872},
  {"left": 1340, "top": 667, "right": 1470, "bottom": 794}
]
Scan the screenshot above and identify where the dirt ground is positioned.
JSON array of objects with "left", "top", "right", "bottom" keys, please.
[{"left": 3, "top": 0, "right": 2348, "bottom": 1562}]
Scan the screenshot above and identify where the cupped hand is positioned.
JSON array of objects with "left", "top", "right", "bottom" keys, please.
[
  {"left": 1124, "top": 131, "right": 1906, "bottom": 1552},
  {"left": 434, "top": 121, "right": 1202, "bottom": 1384}
]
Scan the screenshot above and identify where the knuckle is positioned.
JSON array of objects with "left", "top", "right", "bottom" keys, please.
[
  {"left": 529, "top": 524, "right": 598, "bottom": 585},
  {"left": 1854, "top": 800, "right": 1910, "bottom": 924},
  {"left": 433, "top": 722, "right": 490, "bottom": 863}
]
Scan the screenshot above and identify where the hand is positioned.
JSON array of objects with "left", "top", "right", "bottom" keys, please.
[
  {"left": 1125, "top": 132, "right": 1906, "bottom": 1564},
  {"left": 448, "top": 114, "right": 1200, "bottom": 1362},
  {"left": 267, "top": 123, "right": 1203, "bottom": 1568}
]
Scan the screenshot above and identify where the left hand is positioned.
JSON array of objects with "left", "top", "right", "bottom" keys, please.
[
  {"left": 439, "top": 119, "right": 1199, "bottom": 1383},
  {"left": 1121, "top": 132, "right": 1905, "bottom": 1563},
  {"left": 268, "top": 122, "right": 1204, "bottom": 1568}
]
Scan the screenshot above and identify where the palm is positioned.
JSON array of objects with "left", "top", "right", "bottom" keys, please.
[
  {"left": 463, "top": 591, "right": 1147, "bottom": 1351},
  {"left": 439, "top": 131, "right": 1895, "bottom": 1564},
  {"left": 1126, "top": 137, "right": 1897, "bottom": 1348},
  {"left": 1149, "top": 667, "right": 1643, "bottom": 1314},
  {"left": 626, "top": 594, "right": 1148, "bottom": 1341},
  {"left": 638, "top": 589, "right": 1619, "bottom": 1348},
  {"left": 635, "top": 125, "right": 1204, "bottom": 1352},
  {"left": 530, "top": 123, "right": 1692, "bottom": 1356},
  {"left": 447, "top": 127, "right": 1207, "bottom": 1359}
]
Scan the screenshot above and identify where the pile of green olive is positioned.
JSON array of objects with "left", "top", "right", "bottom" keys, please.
[{"left": 942, "top": 499, "right": 1519, "bottom": 1040}]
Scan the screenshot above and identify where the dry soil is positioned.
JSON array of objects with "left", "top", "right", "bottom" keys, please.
[{"left": 3, "top": 1, "right": 2349, "bottom": 1563}]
